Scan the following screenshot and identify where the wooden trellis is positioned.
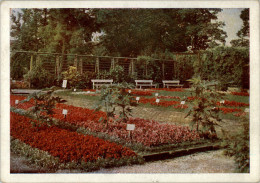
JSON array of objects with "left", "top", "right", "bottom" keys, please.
[{"left": 12, "top": 50, "right": 199, "bottom": 80}]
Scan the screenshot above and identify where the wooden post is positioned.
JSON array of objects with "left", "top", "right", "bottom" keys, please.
[
  {"left": 132, "top": 59, "right": 135, "bottom": 75},
  {"left": 162, "top": 61, "right": 165, "bottom": 79},
  {"left": 145, "top": 60, "right": 148, "bottom": 76},
  {"left": 30, "top": 54, "right": 34, "bottom": 71},
  {"left": 55, "top": 55, "right": 61, "bottom": 79},
  {"left": 79, "top": 57, "right": 83, "bottom": 74},
  {"left": 95, "top": 57, "right": 100, "bottom": 75},
  {"left": 74, "top": 55, "right": 78, "bottom": 70},
  {"left": 111, "top": 58, "right": 115, "bottom": 70},
  {"left": 128, "top": 60, "right": 132, "bottom": 75}
]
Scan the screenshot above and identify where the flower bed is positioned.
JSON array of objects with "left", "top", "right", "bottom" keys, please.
[
  {"left": 216, "top": 100, "right": 249, "bottom": 107},
  {"left": 231, "top": 92, "right": 249, "bottom": 96},
  {"left": 10, "top": 95, "right": 33, "bottom": 110},
  {"left": 216, "top": 107, "right": 242, "bottom": 114},
  {"left": 11, "top": 112, "right": 136, "bottom": 163},
  {"left": 151, "top": 88, "right": 185, "bottom": 92},
  {"left": 138, "top": 97, "right": 180, "bottom": 107},
  {"left": 43, "top": 104, "right": 200, "bottom": 147},
  {"left": 127, "top": 89, "right": 154, "bottom": 96}
]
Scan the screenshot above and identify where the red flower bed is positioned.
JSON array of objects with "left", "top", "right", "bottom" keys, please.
[
  {"left": 53, "top": 103, "right": 107, "bottom": 124},
  {"left": 231, "top": 92, "right": 249, "bottom": 96},
  {"left": 151, "top": 88, "right": 185, "bottom": 92},
  {"left": 10, "top": 95, "right": 34, "bottom": 110},
  {"left": 137, "top": 97, "right": 180, "bottom": 107},
  {"left": 47, "top": 103, "right": 200, "bottom": 146},
  {"left": 217, "top": 107, "right": 242, "bottom": 114},
  {"left": 216, "top": 100, "right": 249, "bottom": 107},
  {"left": 127, "top": 89, "right": 154, "bottom": 96},
  {"left": 158, "top": 96, "right": 180, "bottom": 99},
  {"left": 11, "top": 112, "right": 136, "bottom": 163}
]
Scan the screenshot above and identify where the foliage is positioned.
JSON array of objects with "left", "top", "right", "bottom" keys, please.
[
  {"left": 200, "top": 46, "right": 249, "bottom": 89},
  {"left": 230, "top": 9, "right": 249, "bottom": 47},
  {"left": 95, "top": 83, "right": 137, "bottom": 125},
  {"left": 185, "top": 77, "right": 223, "bottom": 139},
  {"left": 20, "top": 89, "right": 66, "bottom": 127},
  {"left": 23, "top": 62, "right": 54, "bottom": 88},
  {"left": 92, "top": 9, "right": 226, "bottom": 56},
  {"left": 221, "top": 115, "right": 249, "bottom": 173},
  {"left": 62, "top": 66, "right": 82, "bottom": 88},
  {"left": 109, "top": 65, "right": 125, "bottom": 83}
]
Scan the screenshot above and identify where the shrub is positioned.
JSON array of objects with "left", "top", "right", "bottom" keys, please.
[
  {"left": 62, "top": 66, "right": 82, "bottom": 88},
  {"left": 222, "top": 115, "right": 249, "bottom": 173},
  {"left": 24, "top": 62, "right": 53, "bottom": 88},
  {"left": 185, "top": 77, "right": 223, "bottom": 139}
]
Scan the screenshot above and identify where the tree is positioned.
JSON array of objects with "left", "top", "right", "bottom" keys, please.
[
  {"left": 92, "top": 8, "right": 227, "bottom": 57},
  {"left": 230, "top": 9, "right": 249, "bottom": 47}
]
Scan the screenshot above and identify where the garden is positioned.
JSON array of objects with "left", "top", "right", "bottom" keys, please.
[{"left": 9, "top": 8, "right": 250, "bottom": 174}]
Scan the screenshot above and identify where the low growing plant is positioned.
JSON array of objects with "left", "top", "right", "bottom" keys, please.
[
  {"left": 21, "top": 88, "right": 66, "bottom": 127},
  {"left": 221, "top": 114, "right": 249, "bottom": 173}
]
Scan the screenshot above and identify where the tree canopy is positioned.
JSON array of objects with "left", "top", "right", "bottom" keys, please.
[
  {"left": 11, "top": 8, "right": 227, "bottom": 57},
  {"left": 230, "top": 8, "right": 249, "bottom": 47}
]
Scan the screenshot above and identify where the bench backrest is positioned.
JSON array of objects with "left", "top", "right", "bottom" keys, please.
[
  {"left": 91, "top": 79, "right": 113, "bottom": 83},
  {"left": 135, "top": 80, "right": 153, "bottom": 84},
  {"left": 162, "top": 80, "right": 180, "bottom": 84}
]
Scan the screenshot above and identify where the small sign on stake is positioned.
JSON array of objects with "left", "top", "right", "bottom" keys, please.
[
  {"left": 244, "top": 108, "right": 249, "bottom": 113},
  {"left": 126, "top": 124, "right": 135, "bottom": 139},
  {"left": 74, "top": 89, "right": 76, "bottom": 92},
  {"left": 155, "top": 93, "right": 159, "bottom": 97},
  {"left": 62, "top": 80, "right": 67, "bottom": 88},
  {"left": 181, "top": 101, "right": 185, "bottom": 105},
  {"left": 136, "top": 97, "right": 140, "bottom": 103},
  {"left": 128, "top": 90, "right": 131, "bottom": 94},
  {"left": 15, "top": 100, "right": 19, "bottom": 105},
  {"left": 156, "top": 99, "right": 160, "bottom": 104},
  {"left": 62, "top": 109, "right": 68, "bottom": 118},
  {"left": 126, "top": 124, "right": 135, "bottom": 131},
  {"left": 220, "top": 100, "right": 225, "bottom": 104}
]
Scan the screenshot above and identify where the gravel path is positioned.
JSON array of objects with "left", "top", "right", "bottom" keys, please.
[{"left": 93, "top": 150, "right": 236, "bottom": 173}]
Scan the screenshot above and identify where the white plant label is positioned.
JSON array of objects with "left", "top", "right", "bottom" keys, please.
[
  {"left": 244, "top": 108, "right": 249, "bottom": 113},
  {"left": 156, "top": 99, "right": 160, "bottom": 103},
  {"left": 15, "top": 100, "right": 19, "bottom": 104},
  {"left": 128, "top": 90, "right": 131, "bottom": 93},
  {"left": 181, "top": 101, "right": 185, "bottom": 105},
  {"left": 220, "top": 100, "right": 225, "bottom": 104},
  {"left": 74, "top": 89, "right": 76, "bottom": 92},
  {"left": 136, "top": 97, "right": 140, "bottom": 101},
  {"left": 155, "top": 93, "right": 158, "bottom": 97},
  {"left": 126, "top": 124, "right": 135, "bottom": 131},
  {"left": 87, "top": 91, "right": 90, "bottom": 94},
  {"left": 62, "top": 80, "right": 67, "bottom": 88},
  {"left": 62, "top": 109, "right": 68, "bottom": 115}
]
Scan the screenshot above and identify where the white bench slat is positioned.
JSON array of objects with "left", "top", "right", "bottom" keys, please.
[
  {"left": 135, "top": 80, "right": 156, "bottom": 89},
  {"left": 91, "top": 79, "right": 113, "bottom": 89},
  {"left": 162, "top": 80, "right": 183, "bottom": 88}
]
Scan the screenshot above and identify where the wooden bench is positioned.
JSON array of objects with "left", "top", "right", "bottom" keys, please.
[
  {"left": 135, "top": 80, "right": 157, "bottom": 89},
  {"left": 91, "top": 79, "right": 113, "bottom": 89},
  {"left": 162, "top": 80, "right": 184, "bottom": 88}
]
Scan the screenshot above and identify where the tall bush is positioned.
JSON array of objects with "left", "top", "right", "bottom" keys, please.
[
  {"left": 24, "top": 62, "right": 53, "bottom": 89},
  {"left": 200, "top": 46, "right": 249, "bottom": 89}
]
